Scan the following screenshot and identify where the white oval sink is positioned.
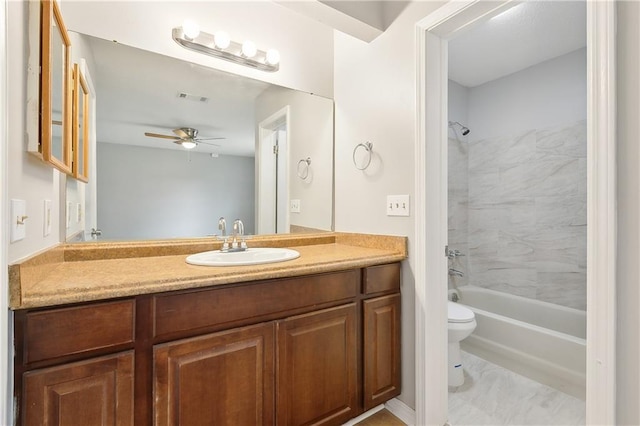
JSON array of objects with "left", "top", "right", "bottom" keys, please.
[{"left": 186, "top": 247, "right": 300, "bottom": 267}]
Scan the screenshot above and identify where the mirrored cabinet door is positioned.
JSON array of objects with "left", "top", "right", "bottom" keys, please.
[
  {"left": 72, "top": 64, "right": 90, "bottom": 182},
  {"left": 40, "top": 0, "right": 73, "bottom": 174}
]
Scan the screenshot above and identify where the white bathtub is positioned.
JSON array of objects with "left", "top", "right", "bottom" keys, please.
[{"left": 455, "top": 285, "right": 586, "bottom": 399}]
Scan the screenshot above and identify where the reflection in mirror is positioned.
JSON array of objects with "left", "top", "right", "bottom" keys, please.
[
  {"left": 72, "top": 63, "right": 89, "bottom": 182},
  {"left": 66, "top": 33, "right": 334, "bottom": 242},
  {"left": 41, "top": 0, "right": 72, "bottom": 174}
]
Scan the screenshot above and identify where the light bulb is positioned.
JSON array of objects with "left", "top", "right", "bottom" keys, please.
[
  {"left": 182, "top": 20, "right": 200, "bottom": 39},
  {"left": 181, "top": 141, "right": 197, "bottom": 149},
  {"left": 241, "top": 40, "right": 257, "bottom": 58},
  {"left": 214, "top": 31, "right": 231, "bottom": 49},
  {"left": 266, "top": 49, "right": 280, "bottom": 65}
]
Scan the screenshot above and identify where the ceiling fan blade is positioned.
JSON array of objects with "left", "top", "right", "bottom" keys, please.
[
  {"left": 197, "top": 141, "right": 220, "bottom": 147},
  {"left": 196, "top": 137, "right": 226, "bottom": 141},
  {"left": 173, "top": 128, "right": 189, "bottom": 138},
  {"left": 145, "top": 132, "right": 181, "bottom": 140}
]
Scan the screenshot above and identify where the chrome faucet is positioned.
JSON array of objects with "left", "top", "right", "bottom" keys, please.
[
  {"left": 218, "top": 217, "right": 230, "bottom": 251},
  {"left": 217, "top": 218, "right": 248, "bottom": 252},
  {"left": 448, "top": 268, "right": 464, "bottom": 277},
  {"left": 218, "top": 217, "right": 227, "bottom": 236},
  {"left": 231, "top": 219, "right": 247, "bottom": 250}
]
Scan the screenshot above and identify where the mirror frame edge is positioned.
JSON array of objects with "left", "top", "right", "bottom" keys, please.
[
  {"left": 40, "top": 0, "right": 73, "bottom": 175},
  {"left": 72, "top": 63, "right": 89, "bottom": 182}
]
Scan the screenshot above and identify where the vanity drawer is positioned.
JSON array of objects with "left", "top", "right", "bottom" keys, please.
[
  {"left": 363, "top": 263, "right": 401, "bottom": 295},
  {"left": 23, "top": 300, "right": 135, "bottom": 364},
  {"left": 153, "top": 269, "right": 360, "bottom": 339}
]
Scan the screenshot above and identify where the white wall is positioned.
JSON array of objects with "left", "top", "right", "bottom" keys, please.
[
  {"left": 616, "top": 2, "right": 640, "bottom": 424},
  {"left": 448, "top": 80, "right": 468, "bottom": 128},
  {"left": 467, "top": 48, "right": 587, "bottom": 142},
  {"left": 334, "top": 0, "right": 444, "bottom": 409},
  {"left": 97, "top": 143, "right": 254, "bottom": 240},
  {"left": 7, "top": 1, "right": 62, "bottom": 263},
  {"left": 256, "top": 87, "right": 334, "bottom": 231}
]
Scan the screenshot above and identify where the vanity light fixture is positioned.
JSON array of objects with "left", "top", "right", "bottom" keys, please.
[
  {"left": 182, "top": 19, "right": 200, "bottom": 40},
  {"left": 173, "top": 21, "right": 280, "bottom": 72}
]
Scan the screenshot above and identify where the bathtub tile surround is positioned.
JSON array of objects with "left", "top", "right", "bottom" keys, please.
[
  {"left": 448, "top": 119, "right": 587, "bottom": 310},
  {"left": 448, "top": 351, "right": 585, "bottom": 425},
  {"left": 448, "top": 132, "right": 469, "bottom": 287}
]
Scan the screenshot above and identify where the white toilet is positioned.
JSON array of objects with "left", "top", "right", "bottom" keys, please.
[{"left": 448, "top": 301, "right": 477, "bottom": 387}]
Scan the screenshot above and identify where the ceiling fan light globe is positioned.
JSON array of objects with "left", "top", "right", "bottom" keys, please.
[{"left": 181, "top": 141, "right": 197, "bottom": 149}]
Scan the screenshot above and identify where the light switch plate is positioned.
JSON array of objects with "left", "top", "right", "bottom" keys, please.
[
  {"left": 386, "top": 195, "right": 410, "bottom": 217},
  {"left": 10, "top": 199, "right": 27, "bottom": 243},
  {"left": 66, "top": 202, "right": 72, "bottom": 229},
  {"left": 43, "top": 199, "right": 52, "bottom": 237},
  {"left": 76, "top": 203, "right": 82, "bottom": 223},
  {"left": 290, "top": 199, "right": 301, "bottom": 213}
]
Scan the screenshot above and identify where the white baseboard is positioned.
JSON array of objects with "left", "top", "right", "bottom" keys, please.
[{"left": 385, "top": 398, "right": 416, "bottom": 425}]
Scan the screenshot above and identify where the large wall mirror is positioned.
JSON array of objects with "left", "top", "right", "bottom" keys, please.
[
  {"left": 66, "top": 33, "right": 334, "bottom": 242},
  {"left": 39, "top": 0, "right": 73, "bottom": 174}
]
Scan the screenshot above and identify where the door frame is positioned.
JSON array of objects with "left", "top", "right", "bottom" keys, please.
[
  {"left": 414, "top": 1, "right": 617, "bottom": 425},
  {"left": 0, "top": 0, "right": 11, "bottom": 423},
  {"left": 256, "top": 106, "right": 290, "bottom": 234}
]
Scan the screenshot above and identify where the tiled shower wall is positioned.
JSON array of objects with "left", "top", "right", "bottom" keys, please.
[
  {"left": 448, "top": 133, "right": 469, "bottom": 288},
  {"left": 448, "top": 120, "right": 587, "bottom": 311}
]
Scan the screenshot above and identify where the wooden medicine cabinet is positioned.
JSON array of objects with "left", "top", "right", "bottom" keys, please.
[
  {"left": 72, "top": 64, "right": 89, "bottom": 182},
  {"left": 28, "top": 0, "right": 73, "bottom": 174}
]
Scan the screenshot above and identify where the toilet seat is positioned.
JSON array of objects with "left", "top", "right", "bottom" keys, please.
[{"left": 448, "top": 301, "right": 474, "bottom": 323}]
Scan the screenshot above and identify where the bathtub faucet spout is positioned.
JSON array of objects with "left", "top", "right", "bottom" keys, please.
[{"left": 448, "top": 268, "right": 464, "bottom": 277}]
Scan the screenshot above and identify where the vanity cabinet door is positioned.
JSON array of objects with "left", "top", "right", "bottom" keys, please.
[
  {"left": 363, "top": 294, "right": 401, "bottom": 410},
  {"left": 154, "top": 322, "right": 275, "bottom": 426},
  {"left": 22, "top": 351, "right": 134, "bottom": 426},
  {"left": 276, "top": 303, "right": 357, "bottom": 426}
]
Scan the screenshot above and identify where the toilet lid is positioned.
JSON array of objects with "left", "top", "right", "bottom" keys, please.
[{"left": 448, "top": 301, "right": 475, "bottom": 323}]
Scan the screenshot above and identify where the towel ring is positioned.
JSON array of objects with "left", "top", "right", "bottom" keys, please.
[
  {"left": 352, "top": 141, "right": 373, "bottom": 170},
  {"left": 297, "top": 157, "right": 311, "bottom": 179}
]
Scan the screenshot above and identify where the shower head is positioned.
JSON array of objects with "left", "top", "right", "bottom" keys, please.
[{"left": 448, "top": 121, "right": 470, "bottom": 136}]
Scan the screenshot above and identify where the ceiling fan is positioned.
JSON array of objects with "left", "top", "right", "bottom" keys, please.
[{"left": 144, "top": 127, "right": 225, "bottom": 149}]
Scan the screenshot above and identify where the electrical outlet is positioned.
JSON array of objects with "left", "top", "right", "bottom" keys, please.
[
  {"left": 10, "top": 199, "right": 27, "bottom": 243},
  {"left": 43, "top": 199, "right": 52, "bottom": 237},
  {"left": 386, "top": 195, "right": 410, "bottom": 217},
  {"left": 290, "top": 199, "right": 301, "bottom": 213}
]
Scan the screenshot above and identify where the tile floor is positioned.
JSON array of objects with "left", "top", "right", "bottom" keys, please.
[{"left": 448, "top": 351, "right": 586, "bottom": 425}]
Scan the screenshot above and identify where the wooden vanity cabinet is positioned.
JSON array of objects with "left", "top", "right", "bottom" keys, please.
[
  {"left": 363, "top": 294, "right": 401, "bottom": 410},
  {"left": 14, "top": 300, "right": 136, "bottom": 426},
  {"left": 154, "top": 322, "right": 275, "bottom": 426},
  {"left": 14, "top": 263, "right": 401, "bottom": 426},
  {"left": 276, "top": 304, "right": 358, "bottom": 425},
  {"left": 362, "top": 263, "right": 402, "bottom": 412},
  {"left": 22, "top": 352, "right": 134, "bottom": 426}
]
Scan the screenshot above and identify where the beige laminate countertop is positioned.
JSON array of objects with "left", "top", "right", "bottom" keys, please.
[{"left": 9, "top": 233, "right": 407, "bottom": 310}]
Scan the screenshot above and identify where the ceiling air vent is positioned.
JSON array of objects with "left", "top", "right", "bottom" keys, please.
[{"left": 177, "top": 92, "right": 209, "bottom": 103}]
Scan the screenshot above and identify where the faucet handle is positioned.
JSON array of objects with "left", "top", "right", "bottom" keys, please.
[{"left": 445, "top": 246, "right": 465, "bottom": 259}]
